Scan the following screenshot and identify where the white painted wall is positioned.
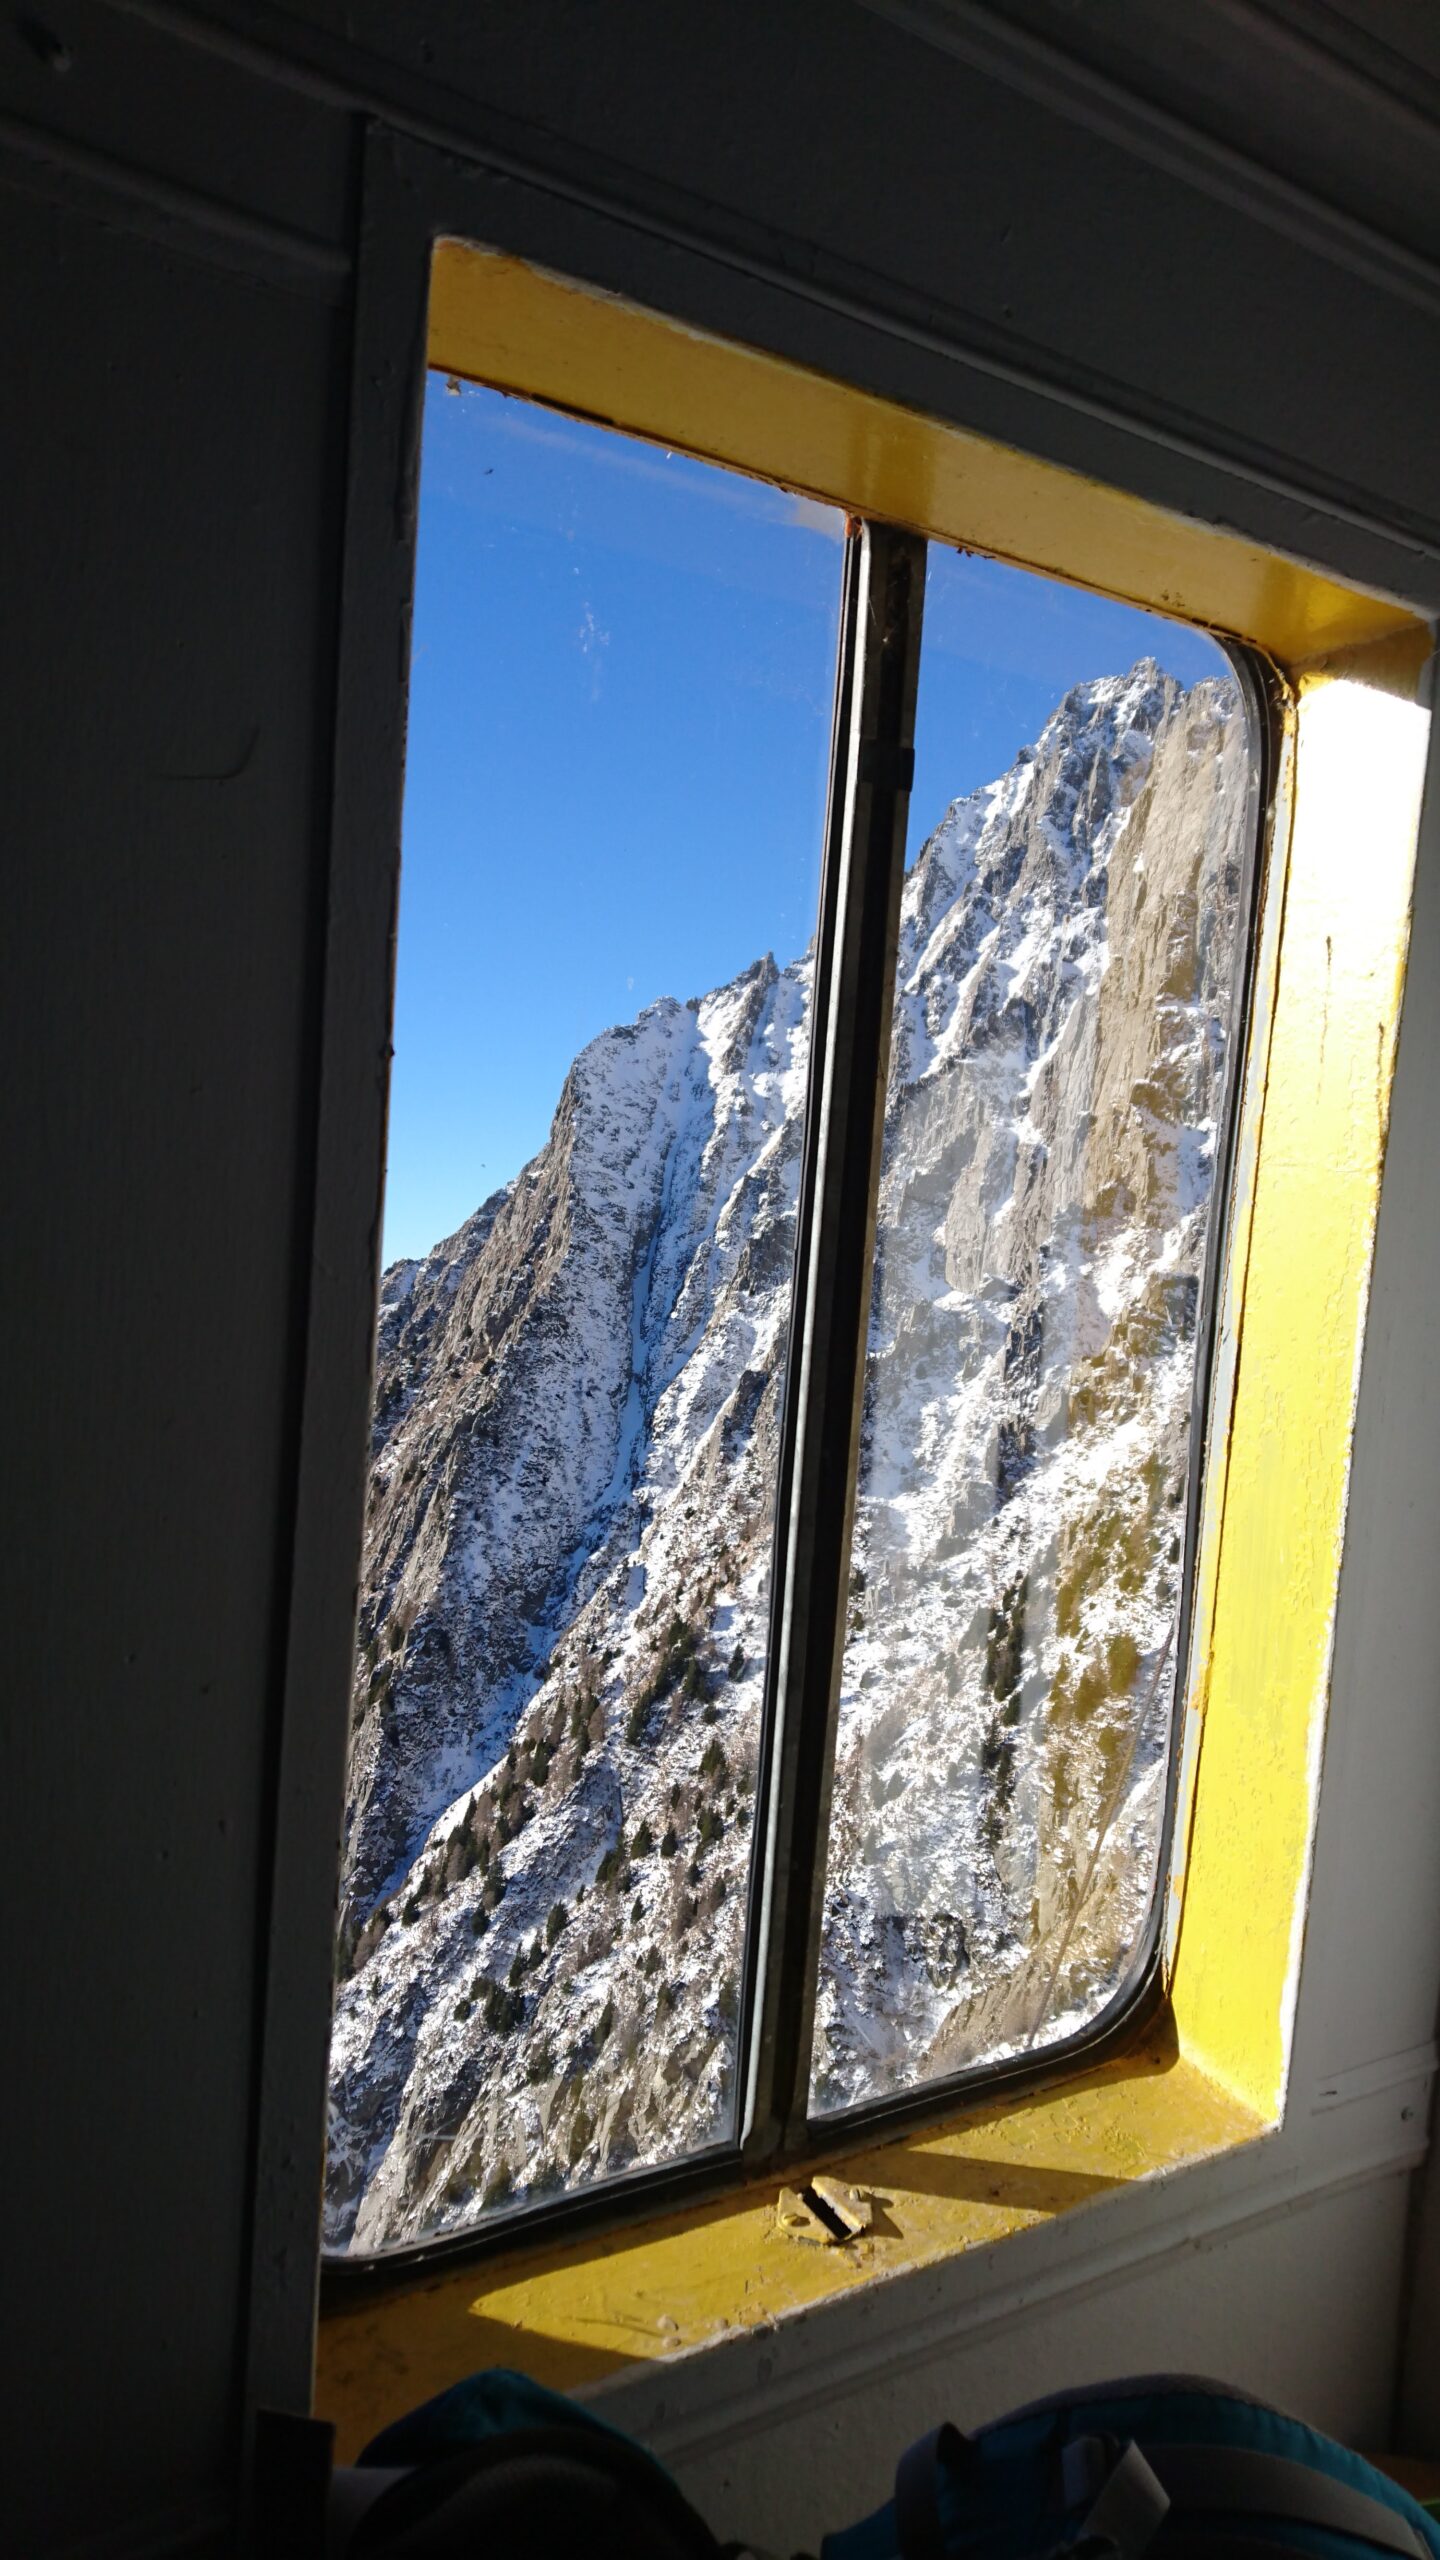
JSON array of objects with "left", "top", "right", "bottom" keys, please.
[{"left": 645, "top": 2177, "right": 1414, "bottom": 2552}]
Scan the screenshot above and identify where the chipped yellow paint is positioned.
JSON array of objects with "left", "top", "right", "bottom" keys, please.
[
  {"left": 1169, "top": 657, "right": 1431, "bottom": 2116},
  {"left": 312, "top": 244, "right": 1433, "bottom": 2455},
  {"left": 428, "top": 241, "right": 1422, "bottom": 670}
]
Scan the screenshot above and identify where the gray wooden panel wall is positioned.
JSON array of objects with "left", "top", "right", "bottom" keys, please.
[{"left": 1, "top": 10, "right": 354, "bottom": 2548}]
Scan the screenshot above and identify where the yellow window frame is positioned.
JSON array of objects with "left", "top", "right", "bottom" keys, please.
[{"left": 315, "top": 240, "right": 1432, "bottom": 2453}]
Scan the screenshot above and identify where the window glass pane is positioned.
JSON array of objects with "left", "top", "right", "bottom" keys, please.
[
  {"left": 812, "top": 551, "right": 1252, "bottom": 2115},
  {"left": 327, "top": 375, "right": 841, "bottom": 2252}
]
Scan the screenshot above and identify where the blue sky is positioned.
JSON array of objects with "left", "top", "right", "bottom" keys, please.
[{"left": 385, "top": 375, "right": 1228, "bottom": 1264}]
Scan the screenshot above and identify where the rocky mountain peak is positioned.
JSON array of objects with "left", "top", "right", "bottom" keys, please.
[{"left": 326, "top": 658, "right": 1249, "bottom": 2252}]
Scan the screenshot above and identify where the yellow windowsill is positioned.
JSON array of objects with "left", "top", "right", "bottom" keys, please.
[{"left": 317, "top": 2028, "right": 1262, "bottom": 2458}]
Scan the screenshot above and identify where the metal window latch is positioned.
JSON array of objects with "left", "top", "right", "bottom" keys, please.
[{"left": 775, "top": 2176, "right": 875, "bottom": 2244}]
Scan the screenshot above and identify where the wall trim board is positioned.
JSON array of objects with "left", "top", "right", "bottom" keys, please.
[
  {"left": 236, "top": 117, "right": 411, "bottom": 2445},
  {"left": 1249, "top": 0, "right": 1440, "bottom": 120},
  {"left": 121, "top": 0, "right": 1440, "bottom": 601},
  {"left": 589, "top": 2052, "right": 1434, "bottom": 2468},
  {"left": 1315, "top": 2042, "right": 1439, "bottom": 2114},
  {"left": 389, "top": 134, "right": 1440, "bottom": 612},
  {"left": 0, "top": 102, "right": 350, "bottom": 296},
  {"left": 860, "top": 0, "right": 1440, "bottom": 324}
]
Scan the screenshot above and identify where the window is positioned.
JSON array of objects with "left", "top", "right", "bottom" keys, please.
[
  {"left": 812, "top": 550, "right": 1252, "bottom": 2115},
  {"left": 325, "top": 368, "right": 1257, "bottom": 2263},
  {"left": 326, "top": 380, "right": 841, "bottom": 2251}
]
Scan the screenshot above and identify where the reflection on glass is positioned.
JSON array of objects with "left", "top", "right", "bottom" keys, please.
[
  {"left": 812, "top": 552, "right": 1250, "bottom": 2112},
  {"left": 326, "top": 376, "right": 841, "bottom": 2252}
]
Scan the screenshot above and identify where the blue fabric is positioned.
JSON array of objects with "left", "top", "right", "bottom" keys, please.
[
  {"left": 820, "top": 2381, "right": 1440, "bottom": 2560},
  {"left": 357, "top": 2365, "right": 648, "bottom": 2471}
]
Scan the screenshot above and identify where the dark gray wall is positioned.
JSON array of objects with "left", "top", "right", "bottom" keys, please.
[
  {"left": 2, "top": 12, "right": 355, "bottom": 2550},
  {"left": 5, "top": 4, "right": 1440, "bottom": 2551}
]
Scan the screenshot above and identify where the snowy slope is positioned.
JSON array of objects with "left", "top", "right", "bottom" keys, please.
[
  {"left": 326, "top": 660, "right": 1249, "bottom": 2251},
  {"left": 816, "top": 662, "right": 1248, "bottom": 2103}
]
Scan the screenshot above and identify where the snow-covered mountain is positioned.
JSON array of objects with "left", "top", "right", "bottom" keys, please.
[{"left": 326, "top": 659, "right": 1249, "bottom": 2252}]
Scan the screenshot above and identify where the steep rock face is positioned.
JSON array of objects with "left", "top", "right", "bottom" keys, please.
[
  {"left": 815, "top": 666, "right": 1249, "bottom": 2103},
  {"left": 326, "top": 659, "right": 1249, "bottom": 2250},
  {"left": 328, "top": 955, "right": 811, "bottom": 2245}
]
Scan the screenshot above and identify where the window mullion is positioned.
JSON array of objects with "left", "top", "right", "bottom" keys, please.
[{"left": 741, "top": 521, "right": 926, "bottom": 2163}]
